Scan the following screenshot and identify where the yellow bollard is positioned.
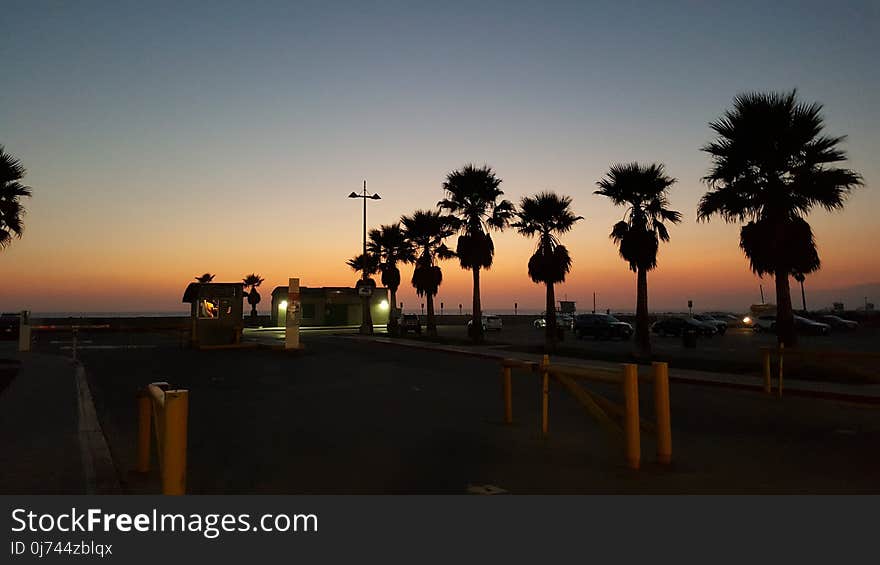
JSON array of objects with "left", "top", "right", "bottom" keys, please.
[
  {"left": 762, "top": 349, "right": 771, "bottom": 394},
  {"left": 161, "top": 390, "right": 188, "bottom": 495},
  {"left": 622, "top": 364, "right": 640, "bottom": 470},
  {"left": 541, "top": 355, "right": 550, "bottom": 436},
  {"left": 502, "top": 366, "right": 513, "bottom": 424},
  {"left": 136, "top": 392, "right": 152, "bottom": 473},
  {"left": 777, "top": 343, "right": 784, "bottom": 399},
  {"left": 652, "top": 362, "right": 672, "bottom": 464}
]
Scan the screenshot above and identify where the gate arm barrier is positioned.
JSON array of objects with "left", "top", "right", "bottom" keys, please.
[{"left": 136, "top": 382, "right": 189, "bottom": 495}]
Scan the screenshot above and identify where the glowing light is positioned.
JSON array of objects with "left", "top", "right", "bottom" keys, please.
[
  {"left": 379, "top": 299, "right": 389, "bottom": 310},
  {"left": 280, "top": 300, "right": 288, "bottom": 309},
  {"left": 742, "top": 316, "right": 751, "bottom": 324}
]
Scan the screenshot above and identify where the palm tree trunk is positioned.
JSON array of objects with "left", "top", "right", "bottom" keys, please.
[
  {"left": 545, "top": 282, "right": 556, "bottom": 352},
  {"left": 388, "top": 287, "right": 398, "bottom": 335},
  {"left": 636, "top": 266, "right": 651, "bottom": 356},
  {"left": 800, "top": 280, "right": 807, "bottom": 313},
  {"left": 775, "top": 269, "right": 796, "bottom": 346},
  {"left": 471, "top": 267, "right": 483, "bottom": 343},
  {"left": 426, "top": 293, "right": 437, "bottom": 337}
]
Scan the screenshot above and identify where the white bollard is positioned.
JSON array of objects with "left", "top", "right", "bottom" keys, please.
[{"left": 18, "top": 310, "right": 31, "bottom": 352}]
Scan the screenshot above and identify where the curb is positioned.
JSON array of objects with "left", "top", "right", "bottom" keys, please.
[
  {"left": 74, "top": 361, "right": 122, "bottom": 494},
  {"left": 355, "top": 336, "right": 880, "bottom": 405}
]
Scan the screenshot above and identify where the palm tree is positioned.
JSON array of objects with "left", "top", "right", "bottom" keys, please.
[
  {"left": 439, "top": 164, "right": 514, "bottom": 343},
  {"left": 346, "top": 252, "right": 379, "bottom": 330},
  {"left": 698, "top": 90, "right": 862, "bottom": 346},
  {"left": 345, "top": 253, "right": 379, "bottom": 277},
  {"left": 243, "top": 273, "right": 265, "bottom": 319},
  {"left": 367, "top": 223, "right": 416, "bottom": 330},
  {"left": 400, "top": 210, "right": 455, "bottom": 337},
  {"left": 513, "top": 192, "right": 583, "bottom": 351},
  {"left": 1, "top": 145, "right": 32, "bottom": 250},
  {"left": 596, "top": 163, "right": 681, "bottom": 356},
  {"left": 793, "top": 272, "right": 807, "bottom": 313},
  {"left": 195, "top": 273, "right": 215, "bottom": 283}
]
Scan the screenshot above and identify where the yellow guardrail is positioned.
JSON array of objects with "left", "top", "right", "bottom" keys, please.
[
  {"left": 136, "top": 382, "right": 189, "bottom": 495},
  {"left": 760, "top": 346, "right": 880, "bottom": 397},
  {"left": 499, "top": 355, "right": 672, "bottom": 470}
]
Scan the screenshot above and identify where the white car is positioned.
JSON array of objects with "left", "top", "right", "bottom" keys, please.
[
  {"left": 467, "top": 315, "right": 503, "bottom": 332},
  {"left": 533, "top": 313, "right": 572, "bottom": 329}
]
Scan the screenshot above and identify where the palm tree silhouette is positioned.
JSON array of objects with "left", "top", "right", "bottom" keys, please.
[
  {"left": 439, "top": 164, "right": 514, "bottom": 343},
  {"left": 513, "top": 192, "right": 583, "bottom": 351},
  {"left": 346, "top": 253, "right": 379, "bottom": 330},
  {"left": 699, "top": 90, "right": 862, "bottom": 346},
  {"left": 0, "top": 145, "right": 32, "bottom": 250},
  {"left": 596, "top": 163, "right": 681, "bottom": 356},
  {"left": 400, "top": 210, "right": 455, "bottom": 337},
  {"left": 243, "top": 273, "right": 265, "bottom": 319},
  {"left": 367, "top": 223, "right": 416, "bottom": 330},
  {"left": 195, "top": 273, "right": 215, "bottom": 283}
]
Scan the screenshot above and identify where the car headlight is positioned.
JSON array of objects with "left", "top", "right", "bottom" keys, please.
[{"left": 742, "top": 316, "right": 751, "bottom": 324}]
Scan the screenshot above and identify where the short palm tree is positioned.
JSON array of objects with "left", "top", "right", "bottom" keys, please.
[
  {"left": 345, "top": 253, "right": 379, "bottom": 277},
  {"left": 0, "top": 145, "right": 32, "bottom": 250},
  {"left": 243, "top": 273, "right": 265, "bottom": 319},
  {"left": 195, "top": 273, "right": 215, "bottom": 283},
  {"left": 439, "top": 164, "right": 514, "bottom": 343},
  {"left": 699, "top": 90, "right": 862, "bottom": 346},
  {"left": 513, "top": 192, "right": 583, "bottom": 351},
  {"left": 400, "top": 210, "right": 455, "bottom": 337},
  {"left": 596, "top": 163, "right": 681, "bottom": 356},
  {"left": 367, "top": 223, "right": 416, "bottom": 328}
]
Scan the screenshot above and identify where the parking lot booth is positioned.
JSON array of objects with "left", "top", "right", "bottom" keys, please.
[
  {"left": 182, "top": 282, "right": 245, "bottom": 346},
  {"left": 270, "top": 286, "right": 390, "bottom": 327}
]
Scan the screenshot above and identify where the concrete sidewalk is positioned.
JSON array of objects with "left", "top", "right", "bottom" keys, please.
[
  {"left": 352, "top": 336, "right": 880, "bottom": 403},
  {"left": 0, "top": 344, "right": 119, "bottom": 494}
]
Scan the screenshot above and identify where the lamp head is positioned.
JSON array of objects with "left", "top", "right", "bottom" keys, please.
[
  {"left": 348, "top": 192, "right": 359, "bottom": 198},
  {"left": 371, "top": 193, "right": 381, "bottom": 200}
]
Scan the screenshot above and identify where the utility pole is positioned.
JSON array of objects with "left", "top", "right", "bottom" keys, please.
[
  {"left": 759, "top": 284, "right": 765, "bottom": 304},
  {"left": 593, "top": 292, "right": 596, "bottom": 314}
]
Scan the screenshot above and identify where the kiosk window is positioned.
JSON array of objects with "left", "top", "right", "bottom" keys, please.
[
  {"left": 199, "top": 299, "right": 220, "bottom": 319},
  {"left": 302, "top": 303, "right": 315, "bottom": 319}
]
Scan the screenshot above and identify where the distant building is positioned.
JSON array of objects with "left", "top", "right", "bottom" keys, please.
[
  {"left": 558, "top": 301, "right": 576, "bottom": 314},
  {"left": 269, "top": 286, "right": 390, "bottom": 327}
]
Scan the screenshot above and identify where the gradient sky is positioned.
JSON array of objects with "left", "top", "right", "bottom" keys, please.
[{"left": 1, "top": 0, "right": 878, "bottom": 314}]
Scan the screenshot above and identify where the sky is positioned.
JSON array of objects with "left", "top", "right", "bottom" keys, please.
[{"left": 1, "top": 0, "right": 878, "bottom": 314}]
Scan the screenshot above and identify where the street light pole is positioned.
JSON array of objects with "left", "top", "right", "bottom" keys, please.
[{"left": 348, "top": 181, "right": 381, "bottom": 334}]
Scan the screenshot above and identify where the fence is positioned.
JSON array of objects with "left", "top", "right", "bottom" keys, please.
[
  {"left": 500, "top": 355, "right": 672, "bottom": 470},
  {"left": 136, "top": 382, "right": 189, "bottom": 495},
  {"left": 761, "top": 345, "right": 880, "bottom": 397}
]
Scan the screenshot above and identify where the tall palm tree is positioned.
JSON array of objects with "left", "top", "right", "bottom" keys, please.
[
  {"left": 596, "top": 163, "right": 681, "bottom": 356},
  {"left": 513, "top": 192, "right": 583, "bottom": 351},
  {"left": 1, "top": 145, "right": 32, "bottom": 250},
  {"left": 195, "top": 273, "right": 215, "bottom": 283},
  {"left": 367, "top": 223, "right": 416, "bottom": 329},
  {"left": 243, "top": 273, "right": 265, "bottom": 319},
  {"left": 439, "top": 164, "right": 514, "bottom": 343},
  {"left": 400, "top": 210, "right": 455, "bottom": 337},
  {"left": 699, "top": 90, "right": 862, "bottom": 346}
]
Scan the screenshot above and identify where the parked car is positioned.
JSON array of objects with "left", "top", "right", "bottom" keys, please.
[
  {"left": 0, "top": 313, "right": 20, "bottom": 340},
  {"left": 692, "top": 314, "right": 728, "bottom": 335},
  {"left": 398, "top": 314, "right": 421, "bottom": 336},
  {"left": 794, "top": 315, "right": 831, "bottom": 335},
  {"left": 468, "top": 315, "right": 503, "bottom": 332},
  {"left": 573, "top": 314, "right": 632, "bottom": 340},
  {"left": 651, "top": 316, "right": 714, "bottom": 337},
  {"left": 818, "top": 315, "right": 858, "bottom": 331},
  {"left": 533, "top": 313, "right": 572, "bottom": 329},
  {"left": 754, "top": 314, "right": 831, "bottom": 335}
]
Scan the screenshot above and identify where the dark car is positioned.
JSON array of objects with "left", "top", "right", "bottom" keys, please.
[
  {"left": 573, "top": 314, "right": 632, "bottom": 340},
  {"left": 692, "top": 314, "right": 728, "bottom": 335},
  {"left": 819, "top": 315, "right": 858, "bottom": 331},
  {"left": 794, "top": 315, "right": 831, "bottom": 335},
  {"left": 0, "top": 312, "right": 20, "bottom": 340},
  {"left": 651, "top": 316, "right": 713, "bottom": 337},
  {"left": 397, "top": 314, "right": 422, "bottom": 336}
]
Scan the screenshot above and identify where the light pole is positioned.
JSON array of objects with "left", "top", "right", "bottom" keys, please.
[{"left": 348, "top": 180, "right": 381, "bottom": 335}]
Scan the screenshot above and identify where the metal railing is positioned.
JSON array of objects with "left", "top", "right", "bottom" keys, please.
[
  {"left": 136, "top": 382, "right": 189, "bottom": 495},
  {"left": 499, "top": 355, "right": 672, "bottom": 470}
]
